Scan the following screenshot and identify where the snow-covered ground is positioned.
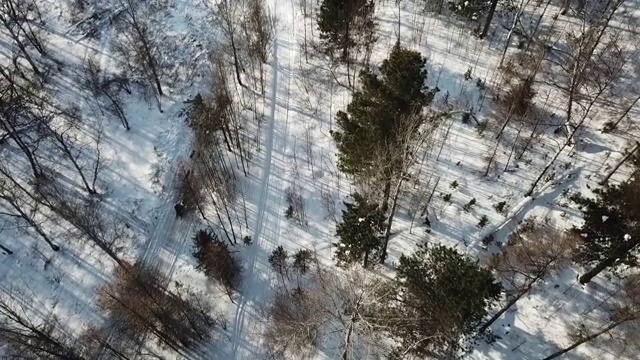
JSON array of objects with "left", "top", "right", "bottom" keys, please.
[{"left": 1, "top": 0, "right": 639, "bottom": 359}]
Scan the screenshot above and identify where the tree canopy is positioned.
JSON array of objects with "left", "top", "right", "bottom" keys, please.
[
  {"left": 317, "top": 0, "right": 376, "bottom": 63},
  {"left": 334, "top": 192, "right": 386, "bottom": 268},
  {"left": 572, "top": 168, "right": 640, "bottom": 283},
  {"left": 384, "top": 244, "right": 502, "bottom": 357},
  {"left": 331, "top": 44, "right": 432, "bottom": 178}
]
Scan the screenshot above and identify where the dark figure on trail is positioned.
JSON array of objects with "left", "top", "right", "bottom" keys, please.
[
  {"left": 423, "top": 215, "right": 432, "bottom": 233},
  {"left": 174, "top": 201, "right": 186, "bottom": 218}
]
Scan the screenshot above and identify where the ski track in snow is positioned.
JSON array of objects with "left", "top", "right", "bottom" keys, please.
[
  {"left": 83, "top": 2, "right": 194, "bottom": 281},
  {"left": 11, "top": 2, "right": 636, "bottom": 360},
  {"left": 140, "top": 119, "right": 194, "bottom": 280},
  {"left": 231, "top": 0, "right": 296, "bottom": 356},
  {"left": 231, "top": 37, "right": 278, "bottom": 360}
]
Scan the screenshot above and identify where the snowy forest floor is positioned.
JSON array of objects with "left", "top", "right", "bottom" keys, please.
[{"left": 1, "top": 0, "right": 639, "bottom": 359}]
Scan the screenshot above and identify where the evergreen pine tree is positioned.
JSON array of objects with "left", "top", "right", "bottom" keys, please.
[
  {"left": 269, "top": 245, "right": 289, "bottom": 277},
  {"left": 292, "top": 249, "right": 313, "bottom": 274},
  {"left": 572, "top": 170, "right": 640, "bottom": 284},
  {"left": 317, "top": 0, "right": 375, "bottom": 63},
  {"left": 334, "top": 193, "right": 385, "bottom": 268},
  {"left": 449, "top": 0, "right": 491, "bottom": 22},
  {"left": 332, "top": 44, "right": 432, "bottom": 178},
  {"left": 385, "top": 244, "right": 501, "bottom": 357}
]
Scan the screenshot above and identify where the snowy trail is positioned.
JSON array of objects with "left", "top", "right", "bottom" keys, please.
[
  {"left": 230, "top": 0, "right": 296, "bottom": 356},
  {"left": 139, "top": 116, "right": 193, "bottom": 275},
  {"left": 86, "top": 13, "right": 191, "bottom": 273}
]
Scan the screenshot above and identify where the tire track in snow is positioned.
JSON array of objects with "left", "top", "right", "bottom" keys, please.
[
  {"left": 231, "top": 36, "right": 280, "bottom": 357},
  {"left": 90, "top": 17, "right": 184, "bottom": 271},
  {"left": 231, "top": 0, "right": 296, "bottom": 355},
  {"left": 140, "top": 118, "right": 192, "bottom": 274}
]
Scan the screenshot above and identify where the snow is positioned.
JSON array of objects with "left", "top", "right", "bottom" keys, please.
[{"left": 1, "top": 0, "right": 639, "bottom": 359}]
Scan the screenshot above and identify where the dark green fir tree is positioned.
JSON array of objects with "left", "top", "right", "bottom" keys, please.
[
  {"left": 572, "top": 169, "right": 640, "bottom": 284},
  {"left": 317, "top": 0, "right": 375, "bottom": 63},
  {"left": 331, "top": 43, "right": 432, "bottom": 180},
  {"left": 269, "top": 245, "right": 289, "bottom": 278},
  {"left": 334, "top": 193, "right": 385, "bottom": 268},
  {"left": 386, "top": 244, "right": 501, "bottom": 357}
]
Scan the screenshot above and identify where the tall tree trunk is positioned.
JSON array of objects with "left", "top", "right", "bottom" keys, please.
[
  {"left": 525, "top": 113, "right": 584, "bottom": 196},
  {"left": 1, "top": 195, "right": 59, "bottom": 251},
  {"left": 524, "top": 0, "right": 552, "bottom": 55},
  {"left": 152, "top": 71, "right": 163, "bottom": 96},
  {"left": 598, "top": 141, "right": 640, "bottom": 185},
  {"left": 541, "top": 318, "right": 631, "bottom": 360},
  {"left": 518, "top": 99, "right": 546, "bottom": 160},
  {"left": 104, "top": 92, "right": 130, "bottom": 130},
  {"left": 0, "top": 242, "right": 12, "bottom": 254},
  {"left": 381, "top": 179, "right": 392, "bottom": 213},
  {"left": 504, "top": 122, "right": 524, "bottom": 171},
  {"left": 479, "top": 284, "right": 532, "bottom": 333},
  {"left": 604, "top": 94, "right": 640, "bottom": 132},
  {"left": 579, "top": 238, "right": 640, "bottom": 284},
  {"left": 499, "top": 0, "right": 527, "bottom": 65},
  {"left": 484, "top": 140, "right": 500, "bottom": 177},
  {"left": 230, "top": 36, "right": 244, "bottom": 88},
  {"left": 0, "top": 120, "right": 42, "bottom": 179},
  {"left": 380, "top": 177, "right": 403, "bottom": 264},
  {"left": 579, "top": 255, "right": 619, "bottom": 284},
  {"left": 0, "top": 18, "right": 40, "bottom": 76},
  {"left": 7, "top": 0, "right": 46, "bottom": 55},
  {"left": 54, "top": 132, "right": 96, "bottom": 194},
  {"left": 342, "top": 315, "right": 355, "bottom": 360},
  {"left": 480, "top": 0, "right": 499, "bottom": 39}
]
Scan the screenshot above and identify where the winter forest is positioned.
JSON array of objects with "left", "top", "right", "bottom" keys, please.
[{"left": 0, "top": 0, "right": 639, "bottom": 358}]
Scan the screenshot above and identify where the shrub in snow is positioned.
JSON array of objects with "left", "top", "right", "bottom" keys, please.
[
  {"left": 449, "top": 0, "right": 491, "bottom": 21},
  {"left": 284, "top": 186, "right": 308, "bottom": 227},
  {"left": 97, "top": 264, "right": 213, "bottom": 352},
  {"left": 193, "top": 229, "right": 242, "bottom": 294},
  {"left": 493, "top": 201, "right": 508, "bottom": 214},
  {"left": 463, "top": 198, "right": 477, "bottom": 212},
  {"left": 464, "top": 67, "right": 473, "bottom": 80},
  {"left": 477, "top": 215, "right": 489, "bottom": 229}
]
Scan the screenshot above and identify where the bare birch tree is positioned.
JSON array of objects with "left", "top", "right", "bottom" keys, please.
[
  {"left": 480, "top": 218, "right": 577, "bottom": 333},
  {"left": 0, "top": 163, "right": 59, "bottom": 251},
  {"left": 113, "top": 0, "right": 163, "bottom": 100},
  {"left": 0, "top": 291, "right": 83, "bottom": 359},
  {"left": 212, "top": 0, "right": 245, "bottom": 88},
  {"left": 542, "top": 273, "right": 640, "bottom": 359},
  {"left": 80, "top": 56, "right": 131, "bottom": 130},
  {"left": 242, "top": 0, "right": 275, "bottom": 93},
  {"left": 368, "top": 111, "right": 440, "bottom": 263},
  {"left": 97, "top": 263, "right": 214, "bottom": 355},
  {"left": 527, "top": 14, "right": 628, "bottom": 196},
  {"left": 0, "top": 0, "right": 47, "bottom": 76},
  {"left": 264, "top": 260, "right": 394, "bottom": 359}
]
